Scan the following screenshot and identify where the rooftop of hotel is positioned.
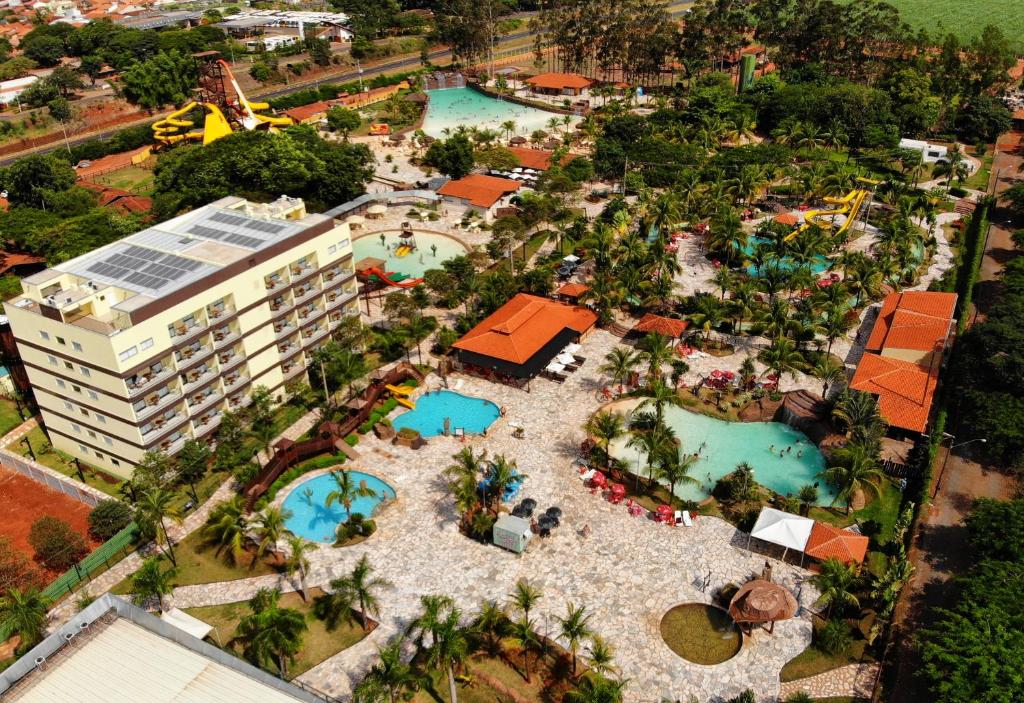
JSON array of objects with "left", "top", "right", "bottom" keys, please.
[
  {"left": 865, "top": 290, "right": 957, "bottom": 353},
  {"left": 14, "top": 196, "right": 331, "bottom": 322}
]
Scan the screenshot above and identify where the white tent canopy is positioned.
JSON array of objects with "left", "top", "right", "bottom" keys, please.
[
  {"left": 160, "top": 608, "right": 214, "bottom": 641},
  {"left": 747, "top": 508, "right": 814, "bottom": 560}
]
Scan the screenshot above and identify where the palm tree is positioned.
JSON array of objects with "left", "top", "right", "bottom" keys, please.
[
  {"left": 565, "top": 675, "right": 627, "bottom": 703},
  {"left": 131, "top": 557, "right": 177, "bottom": 612},
  {"left": 326, "top": 470, "right": 378, "bottom": 524},
  {"left": 812, "top": 356, "right": 846, "bottom": 398},
  {"left": 333, "top": 554, "right": 390, "bottom": 631},
  {"left": 0, "top": 587, "right": 51, "bottom": 650},
  {"left": 810, "top": 558, "right": 861, "bottom": 618},
  {"left": 831, "top": 389, "right": 886, "bottom": 449},
  {"left": 235, "top": 587, "right": 307, "bottom": 678},
  {"left": 558, "top": 602, "right": 594, "bottom": 678},
  {"left": 760, "top": 336, "right": 804, "bottom": 382},
  {"left": 637, "top": 380, "right": 682, "bottom": 427},
  {"left": 584, "top": 411, "right": 624, "bottom": 470},
  {"left": 500, "top": 119, "right": 517, "bottom": 142},
  {"left": 797, "top": 484, "right": 818, "bottom": 516},
  {"left": 510, "top": 579, "right": 542, "bottom": 622},
  {"left": 738, "top": 354, "right": 757, "bottom": 391},
  {"left": 136, "top": 488, "right": 183, "bottom": 566},
  {"left": 253, "top": 506, "right": 292, "bottom": 567},
  {"left": 656, "top": 449, "right": 699, "bottom": 508},
  {"left": 598, "top": 347, "right": 640, "bottom": 387},
  {"left": 407, "top": 594, "right": 455, "bottom": 652},
  {"left": 586, "top": 635, "right": 618, "bottom": 677},
  {"left": 427, "top": 607, "right": 470, "bottom": 703},
  {"left": 638, "top": 332, "right": 673, "bottom": 384},
  {"left": 510, "top": 617, "right": 541, "bottom": 683},
  {"left": 484, "top": 455, "right": 525, "bottom": 515},
  {"left": 473, "top": 599, "right": 507, "bottom": 652},
  {"left": 284, "top": 534, "right": 316, "bottom": 601},
  {"left": 933, "top": 146, "right": 969, "bottom": 192},
  {"left": 690, "top": 294, "right": 725, "bottom": 344},
  {"left": 356, "top": 638, "right": 424, "bottom": 703},
  {"left": 820, "top": 444, "right": 885, "bottom": 514},
  {"left": 626, "top": 422, "right": 676, "bottom": 491},
  {"left": 202, "top": 496, "right": 251, "bottom": 564}
]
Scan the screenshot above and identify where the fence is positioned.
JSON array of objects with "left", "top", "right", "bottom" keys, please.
[
  {"left": 41, "top": 522, "right": 140, "bottom": 602},
  {"left": 0, "top": 448, "right": 105, "bottom": 507}
]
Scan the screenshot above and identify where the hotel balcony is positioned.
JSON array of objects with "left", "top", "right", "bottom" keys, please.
[
  {"left": 273, "top": 320, "right": 297, "bottom": 341},
  {"left": 126, "top": 359, "right": 175, "bottom": 397},
  {"left": 188, "top": 389, "right": 223, "bottom": 416},
  {"left": 301, "top": 325, "right": 328, "bottom": 346},
  {"left": 296, "top": 303, "right": 323, "bottom": 321},
  {"left": 222, "top": 373, "right": 250, "bottom": 394},
  {"left": 217, "top": 348, "right": 245, "bottom": 375},
  {"left": 293, "top": 282, "right": 322, "bottom": 306},
  {"left": 180, "top": 364, "right": 216, "bottom": 394},
  {"left": 212, "top": 324, "right": 240, "bottom": 349},
  {"left": 269, "top": 294, "right": 294, "bottom": 316},
  {"left": 141, "top": 408, "right": 187, "bottom": 440},
  {"left": 168, "top": 316, "right": 207, "bottom": 343},
  {"left": 192, "top": 410, "right": 223, "bottom": 438},
  {"left": 155, "top": 432, "right": 189, "bottom": 456},
  {"left": 133, "top": 387, "right": 183, "bottom": 422},
  {"left": 206, "top": 299, "right": 235, "bottom": 323},
  {"left": 326, "top": 287, "right": 358, "bottom": 310},
  {"left": 264, "top": 271, "right": 289, "bottom": 293},
  {"left": 282, "top": 359, "right": 307, "bottom": 381}
]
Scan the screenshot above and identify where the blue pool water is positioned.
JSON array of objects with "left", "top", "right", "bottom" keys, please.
[
  {"left": 744, "top": 237, "right": 832, "bottom": 275},
  {"left": 391, "top": 390, "right": 500, "bottom": 437},
  {"left": 421, "top": 87, "right": 574, "bottom": 139},
  {"left": 610, "top": 405, "right": 836, "bottom": 504},
  {"left": 282, "top": 471, "right": 395, "bottom": 543}
]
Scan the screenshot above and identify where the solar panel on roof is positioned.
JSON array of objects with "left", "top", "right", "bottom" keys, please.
[
  {"left": 224, "top": 233, "right": 263, "bottom": 249},
  {"left": 160, "top": 253, "right": 203, "bottom": 271},
  {"left": 189, "top": 225, "right": 227, "bottom": 240},
  {"left": 125, "top": 271, "right": 167, "bottom": 289},
  {"left": 124, "top": 245, "right": 163, "bottom": 261},
  {"left": 209, "top": 212, "right": 249, "bottom": 227},
  {"left": 246, "top": 220, "right": 285, "bottom": 235}
]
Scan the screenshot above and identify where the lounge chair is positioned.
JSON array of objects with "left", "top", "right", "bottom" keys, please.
[
  {"left": 674, "top": 510, "right": 683, "bottom": 525},
  {"left": 682, "top": 510, "right": 693, "bottom": 527}
]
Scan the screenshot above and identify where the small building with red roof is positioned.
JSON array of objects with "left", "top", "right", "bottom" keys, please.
[
  {"left": 632, "top": 313, "right": 689, "bottom": 339},
  {"left": 850, "top": 291, "right": 956, "bottom": 435},
  {"left": 525, "top": 72, "right": 592, "bottom": 96},
  {"left": 437, "top": 174, "right": 521, "bottom": 222},
  {"left": 283, "top": 100, "right": 330, "bottom": 124},
  {"left": 555, "top": 282, "right": 589, "bottom": 303},
  {"left": 79, "top": 182, "right": 153, "bottom": 215},
  {"left": 804, "top": 522, "right": 869, "bottom": 565},
  {"left": 452, "top": 293, "right": 597, "bottom": 385}
]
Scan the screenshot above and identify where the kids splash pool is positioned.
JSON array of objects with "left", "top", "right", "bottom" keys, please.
[
  {"left": 282, "top": 471, "right": 395, "bottom": 543},
  {"left": 391, "top": 390, "right": 501, "bottom": 437},
  {"left": 353, "top": 231, "right": 468, "bottom": 278},
  {"left": 610, "top": 405, "right": 835, "bottom": 504},
  {"left": 421, "top": 87, "right": 571, "bottom": 139}
]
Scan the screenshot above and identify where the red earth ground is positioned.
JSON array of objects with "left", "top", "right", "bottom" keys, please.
[{"left": 0, "top": 466, "right": 101, "bottom": 580}]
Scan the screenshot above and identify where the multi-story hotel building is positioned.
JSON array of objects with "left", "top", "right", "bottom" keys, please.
[{"left": 5, "top": 195, "right": 360, "bottom": 478}]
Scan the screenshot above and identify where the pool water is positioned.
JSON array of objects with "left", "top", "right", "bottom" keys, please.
[
  {"left": 743, "top": 237, "right": 832, "bottom": 275},
  {"left": 391, "top": 390, "right": 501, "bottom": 437},
  {"left": 421, "top": 87, "right": 573, "bottom": 139},
  {"left": 282, "top": 471, "right": 395, "bottom": 543},
  {"left": 610, "top": 405, "right": 835, "bottom": 504},
  {"left": 353, "top": 231, "right": 468, "bottom": 278}
]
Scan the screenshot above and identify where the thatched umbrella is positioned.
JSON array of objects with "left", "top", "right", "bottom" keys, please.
[
  {"left": 727, "top": 578, "right": 798, "bottom": 634},
  {"left": 510, "top": 135, "right": 527, "bottom": 145}
]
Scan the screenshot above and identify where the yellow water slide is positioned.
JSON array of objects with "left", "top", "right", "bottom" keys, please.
[
  {"left": 385, "top": 384, "right": 414, "bottom": 396},
  {"left": 784, "top": 187, "right": 870, "bottom": 242},
  {"left": 153, "top": 102, "right": 202, "bottom": 143}
]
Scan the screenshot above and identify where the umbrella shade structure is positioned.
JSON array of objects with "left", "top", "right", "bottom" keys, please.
[
  {"left": 367, "top": 204, "right": 388, "bottom": 216},
  {"left": 521, "top": 498, "right": 537, "bottom": 511},
  {"left": 346, "top": 214, "right": 366, "bottom": 226},
  {"left": 546, "top": 361, "right": 566, "bottom": 374},
  {"left": 728, "top": 578, "right": 799, "bottom": 633},
  {"left": 546, "top": 506, "right": 562, "bottom": 518},
  {"left": 556, "top": 352, "right": 576, "bottom": 365},
  {"left": 510, "top": 136, "right": 528, "bottom": 145},
  {"left": 804, "top": 522, "right": 869, "bottom": 564},
  {"left": 746, "top": 508, "right": 814, "bottom": 562},
  {"left": 563, "top": 342, "right": 582, "bottom": 354}
]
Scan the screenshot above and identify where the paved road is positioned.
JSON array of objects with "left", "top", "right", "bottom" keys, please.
[{"left": 0, "top": 2, "right": 693, "bottom": 164}]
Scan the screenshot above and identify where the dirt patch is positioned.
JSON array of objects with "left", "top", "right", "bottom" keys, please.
[{"left": 0, "top": 467, "right": 100, "bottom": 579}]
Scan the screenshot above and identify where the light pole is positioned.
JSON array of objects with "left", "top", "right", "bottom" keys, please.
[{"left": 933, "top": 433, "right": 986, "bottom": 498}]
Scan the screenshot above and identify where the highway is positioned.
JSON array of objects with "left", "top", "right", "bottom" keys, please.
[{"left": 0, "top": 2, "right": 692, "bottom": 164}]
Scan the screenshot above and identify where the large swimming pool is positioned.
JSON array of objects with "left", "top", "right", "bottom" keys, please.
[
  {"left": 609, "top": 404, "right": 835, "bottom": 504},
  {"left": 391, "top": 390, "right": 501, "bottom": 437},
  {"left": 422, "top": 87, "right": 572, "bottom": 139},
  {"left": 353, "top": 231, "right": 468, "bottom": 278},
  {"left": 282, "top": 471, "right": 395, "bottom": 543}
]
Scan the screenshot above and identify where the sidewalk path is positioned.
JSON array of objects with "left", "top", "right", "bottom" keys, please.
[{"left": 779, "top": 662, "right": 878, "bottom": 701}]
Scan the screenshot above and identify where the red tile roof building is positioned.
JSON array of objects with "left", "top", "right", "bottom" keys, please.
[
  {"left": 438, "top": 175, "right": 521, "bottom": 221},
  {"left": 79, "top": 182, "right": 153, "bottom": 215},
  {"left": 506, "top": 147, "right": 556, "bottom": 171},
  {"left": 804, "top": 522, "right": 869, "bottom": 564},
  {"left": 525, "top": 72, "right": 592, "bottom": 96},
  {"left": 850, "top": 291, "right": 956, "bottom": 434},
  {"left": 632, "top": 313, "right": 689, "bottom": 338},
  {"left": 453, "top": 293, "right": 597, "bottom": 379}
]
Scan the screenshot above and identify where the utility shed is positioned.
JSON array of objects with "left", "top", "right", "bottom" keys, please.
[{"left": 493, "top": 514, "right": 532, "bottom": 553}]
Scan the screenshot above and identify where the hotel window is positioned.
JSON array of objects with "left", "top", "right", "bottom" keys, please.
[
  {"left": 118, "top": 347, "right": 138, "bottom": 362},
  {"left": 39, "top": 331, "right": 49, "bottom": 341},
  {"left": 327, "top": 244, "right": 337, "bottom": 255},
  {"left": 104, "top": 436, "right": 112, "bottom": 445},
  {"left": 140, "top": 338, "right": 154, "bottom": 351},
  {"left": 79, "top": 408, "right": 89, "bottom": 417},
  {"left": 78, "top": 444, "right": 87, "bottom": 453},
  {"left": 64, "top": 361, "right": 73, "bottom": 370},
  {"left": 71, "top": 423, "right": 81, "bottom": 433},
  {"left": 72, "top": 342, "right": 82, "bottom": 352},
  {"left": 96, "top": 414, "right": 106, "bottom": 424},
  {"left": 72, "top": 384, "right": 81, "bottom": 393},
  {"left": 88, "top": 390, "right": 98, "bottom": 400},
  {"left": 63, "top": 401, "right": 73, "bottom": 411},
  {"left": 47, "top": 355, "right": 57, "bottom": 366},
  {"left": 56, "top": 379, "right": 66, "bottom": 389},
  {"left": 339, "top": 238, "right": 350, "bottom": 248},
  {"left": 87, "top": 430, "right": 96, "bottom": 439},
  {"left": 56, "top": 336, "right": 66, "bottom": 345},
  {"left": 80, "top": 366, "right": 90, "bottom": 377},
  {"left": 110, "top": 458, "right": 120, "bottom": 467},
  {"left": 94, "top": 451, "right": 103, "bottom": 459}
]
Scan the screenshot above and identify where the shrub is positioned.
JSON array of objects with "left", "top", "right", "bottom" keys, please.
[
  {"left": 335, "top": 513, "right": 377, "bottom": 544},
  {"left": 87, "top": 499, "right": 132, "bottom": 540},
  {"left": 264, "top": 454, "right": 346, "bottom": 503},
  {"left": 29, "top": 516, "right": 88, "bottom": 571},
  {"left": 726, "top": 690, "right": 756, "bottom": 703},
  {"left": 815, "top": 618, "right": 853, "bottom": 656},
  {"left": 785, "top": 693, "right": 814, "bottom": 703},
  {"left": 948, "top": 186, "right": 967, "bottom": 197},
  {"left": 233, "top": 462, "right": 259, "bottom": 486},
  {"left": 344, "top": 434, "right": 359, "bottom": 447},
  {"left": 358, "top": 420, "right": 374, "bottom": 434}
]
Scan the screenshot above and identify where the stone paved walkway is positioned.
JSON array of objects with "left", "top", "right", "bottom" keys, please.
[
  {"left": 778, "top": 662, "right": 878, "bottom": 701},
  {"left": 157, "top": 331, "right": 817, "bottom": 703}
]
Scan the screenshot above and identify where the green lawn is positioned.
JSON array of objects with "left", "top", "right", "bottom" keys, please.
[
  {"left": 0, "top": 397, "right": 24, "bottom": 437},
  {"left": 12, "top": 425, "right": 124, "bottom": 497},
  {"left": 110, "top": 530, "right": 284, "bottom": 594},
  {"left": 780, "top": 637, "right": 870, "bottom": 682},
  {"left": 841, "top": 0, "right": 1024, "bottom": 49},
  {"left": 92, "top": 165, "right": 155, "bottom": 195},
  {"left": 962, "top": 151, "right": 994, "bottom": 191},
  {"left": 412, "top": 643, "right": 573, "bottom": 703},
  {"left": 184, "top": 588, "right": 368, "bottom": 679}
]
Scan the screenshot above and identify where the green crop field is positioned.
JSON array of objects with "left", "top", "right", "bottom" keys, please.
[{"left": 877, "top": 0, "right": 1024, "bottom": 48}]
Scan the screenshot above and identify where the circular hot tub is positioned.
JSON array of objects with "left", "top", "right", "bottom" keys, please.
[{"left": 660, "top": 603, "right": 743, "bottom": 665}]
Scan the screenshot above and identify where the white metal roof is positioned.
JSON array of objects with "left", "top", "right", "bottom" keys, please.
[{"left": 9, "top": 618, "right": 304, "bottom": 703}]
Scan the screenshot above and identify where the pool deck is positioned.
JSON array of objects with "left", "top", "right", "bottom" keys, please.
[{"left": 166, "top": 330, "right": 817, "bottom": 703}]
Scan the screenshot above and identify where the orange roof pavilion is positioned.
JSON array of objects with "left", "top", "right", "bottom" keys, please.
[
  {"left": 633, "top": 313, "right": 689, "bottom": 338},
  {"left": 525, "top": 72, "right": 593, "bottom": 94},
  {"left": 506, "top": 147, "right": 558, "bottom": 171},
  {"left": 865, "top": 291, "right": 957, "bottom": 353},
  {"left": 849, "top": 353, "right": 935, "bottom": 433},
  {"left": 453, "top": 293, "right": 597, "bottom": 378},
  {"left": 438, "top": 174, "right": 520, "bottom": 208},
  {"left": 805, "top": 522, "right": 869, "bottom": 564}
]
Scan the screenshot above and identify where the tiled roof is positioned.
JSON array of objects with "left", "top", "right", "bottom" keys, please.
[
  {"left": 775, "top": 212, "right": 799, "bottom": 226},
  {"left": 283, "top": 100, "right": 329, "bottom": 123},
  {"left": 849, "top": 353, "right": 936, "bottom": 433},
  {"left": 525, "top": 72, "right": 592, "bottom": 90},
  {"left": 453, "top": 293, "right": 597, "bottom": 365},
  {"left": 506, "top": 147, "right": 554, "bottom": 171},
  {"left": 866, "top": 291, "right": 956, "bottom": 352},
  {"left": 437, "top": 174, "right": 520, "bottom": 208},
  {"left": 79, "top": 182, "right": 153, "bottom": 214},
  {"left": 633, "top": 313, "right": 688, "bottom": 338},
  {"left": 805, "top": 522, "right": 869, "bottom": 564},
  {"left": 556, "top": 283, "right": 589, "bottom": 298}
]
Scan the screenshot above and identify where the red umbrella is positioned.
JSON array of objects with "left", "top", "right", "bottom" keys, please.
[
  {"left": 591, "top": 471, "right": 607, "bottom": 488},
  {"left": 711, "top": 370, "right": 723, "bottom": 379},
  {"left": 611, "top": 483, "right": 626, "bottom": 495},
  {"left": 724, "top": 371, "right": 735, "bottom": 380}
]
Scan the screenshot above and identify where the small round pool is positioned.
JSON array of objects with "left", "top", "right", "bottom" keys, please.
[
  {"left": 282, "top": 471, "right": 395, "bottom": 544},
  {"left": 391, "top": 390, "right": 500, "bottom": 437},
  {"left": 660, "top": 603, "right": 742, "bottom": 665},
  {"left": 353, "top": 231, "right": 468, "bottom": 278}
]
